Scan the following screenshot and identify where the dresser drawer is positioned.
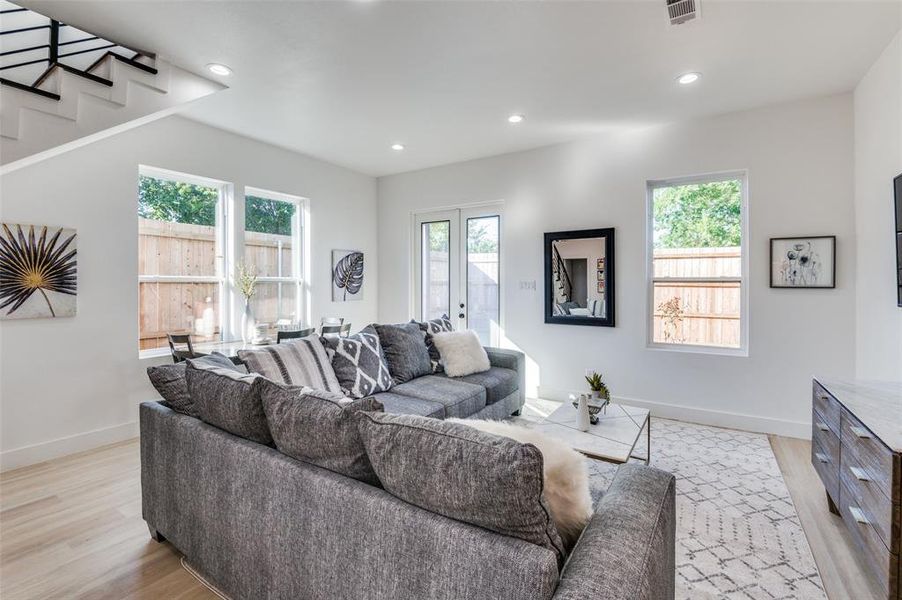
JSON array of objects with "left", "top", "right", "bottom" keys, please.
[
  {"left": 813, "top": 437, "right": 840, "bottom": 504},
  {"left": 841, "top": 445, "right": 900, "bottom": 553},
  {"left": 841, "top": 407, "right": 898, "bottom": 504},
  {"left": 813, "top": 381, "right": 841, "bottom": 435},
  {"left": 839, "top": 479, "right": 900, "bottom": 598}
]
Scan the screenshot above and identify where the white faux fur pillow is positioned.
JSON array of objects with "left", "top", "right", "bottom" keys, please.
[
  {"left": 431, "top": 330, "right": 491, "bottom": 377},
  {"left": 447, "top": 419, "right": 592, "bottom": 551}
]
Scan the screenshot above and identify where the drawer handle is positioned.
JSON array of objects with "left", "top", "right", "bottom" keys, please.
[
  {"left": 848, "top": 506, "right": 869, "bottom": 525},
  {"left": 814, "top": 452, "right": 830, "bottom": 464},
  {"left": 849, "top": 466, "right": 870, "bottom": 481},
  {"left": 849, "top": 425, "right": 871, "bottom": 439},
  {"left": 817, "top": 394, "right": 830, "bottom": 401},
  {"left": 815, "top": 422, "right": 830, "bottom": 432}
]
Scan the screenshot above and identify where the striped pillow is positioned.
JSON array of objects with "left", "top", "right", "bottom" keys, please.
[{"left": 238, "top": 335, "right": 342, "bottom": 393}]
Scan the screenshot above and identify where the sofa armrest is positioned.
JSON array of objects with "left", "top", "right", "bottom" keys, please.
[
  {"left": 484, "top": 347, "right": 526, "bottom": 412},
  {"left": 552, "top": 463, "right": 676, "bottom": 600}
]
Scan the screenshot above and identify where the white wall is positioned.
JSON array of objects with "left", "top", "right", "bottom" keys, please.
[
  {"left": 854, "top": 29, "right": 902, "bottom": 380},
  {"left": 0, "top": 116, "right": 378, "bottom": 470},
  {"left": 378, "top": 94, "right": 856, "bottom": 438}
]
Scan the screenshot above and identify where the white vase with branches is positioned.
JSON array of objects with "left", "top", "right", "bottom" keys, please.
[{"left": 237, "top": 262, "right": 258, "bottom": 343}]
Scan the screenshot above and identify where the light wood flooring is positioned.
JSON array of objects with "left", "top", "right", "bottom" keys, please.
[{"left": 0, "top": 432, "right": 883, "bottom": 599}]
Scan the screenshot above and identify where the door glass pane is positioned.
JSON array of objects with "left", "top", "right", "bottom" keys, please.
[
  {"left": 467, "top": 216, "right": 500, "bottom": 345},
  {"left": 244, "top": 195, "right": 295, "bottom": 277},
  {"left": 421, "top": 221, "right": 450, "bottom": 320}
]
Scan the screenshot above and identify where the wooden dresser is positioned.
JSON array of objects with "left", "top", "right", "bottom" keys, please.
[{"left": 812, "top": 378, "right": 902, "bottom": 599}]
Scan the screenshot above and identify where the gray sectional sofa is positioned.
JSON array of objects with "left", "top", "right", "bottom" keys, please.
[{"left": 141, "top": 343, "right": 676, "bottom": 600}]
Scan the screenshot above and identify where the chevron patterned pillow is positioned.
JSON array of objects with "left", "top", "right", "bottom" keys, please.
[{"left": 321, "top": 325, "right": 393, "bottom": 398}]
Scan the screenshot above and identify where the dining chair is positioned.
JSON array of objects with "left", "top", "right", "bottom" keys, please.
[
  {"left": 167, "top": 333, "right": 206, "bottom": 363},
  {"left": 320, "top": 324, "right": 343, "bottom": 337},
  {"left": 277, "top": 327, "right": 315, "bottom": 344}
]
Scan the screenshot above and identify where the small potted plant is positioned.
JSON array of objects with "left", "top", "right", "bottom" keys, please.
[{"left": 585, "top": 371, "right": 610, "bottom": 409}]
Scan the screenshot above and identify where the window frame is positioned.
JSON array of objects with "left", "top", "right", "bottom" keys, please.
[
  {"left": 645, "top": 170, "right": 749, "bottom": 356},
  {"left": 242, "top": 186, "right": 306, "bottom": 333},
  {"left": 138, "top": 166, "right": 229, "bottom": 356}
]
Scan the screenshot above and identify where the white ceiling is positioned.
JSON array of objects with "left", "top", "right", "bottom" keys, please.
[{"left": 21, "top": 1, "right": 902, "bottom": 177}]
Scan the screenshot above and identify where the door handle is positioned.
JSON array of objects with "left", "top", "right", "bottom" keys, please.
[
  {"left": 459, "top": 303, "right": 465, "bottom": 308},
  {"left": 814, "top": 452, "right": 829, "bottom": 464},
  {"left": 848, "top": 506, "right": 869, "bottom": 525},
  {"left": 849, "top": 426, "right": 871, "bottom": 439},
  {"left": 849, "top": 466, "right": 870, "bottom": 481},
  {"left": 815, "top": 422, "right": 830, "bottom": 432},
  {"left": 458, "top": 313, "right": 465, "bottom": 319}
]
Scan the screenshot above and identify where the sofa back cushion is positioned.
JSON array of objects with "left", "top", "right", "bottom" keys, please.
[
  {"left": 259, "top": 377, "right": 383, "bottom": 485},
  {"left": 238, "top": 336, "right": 341, "bottom": 393},
  {"left": 146, "top": 352, "right": 240, "bottom": 417},
  {"left": 185, "top": 360, "right": 271, "bottom": 444},
  {"left": 320, "top": 324, "right": 393, "bottom": 398},
  {"left": 374, "top": 322, "right": 432, "bottom": 384},
  {"left": 356, "top": 411, "right": 565, "bottom": 562},
  {"left": 414, "top": 315, "right": 454, "bottom": 373}
]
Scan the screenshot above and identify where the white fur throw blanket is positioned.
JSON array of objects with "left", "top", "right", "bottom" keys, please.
[{"left": 447, "top": 418, "right": 593, "bottom": 550}]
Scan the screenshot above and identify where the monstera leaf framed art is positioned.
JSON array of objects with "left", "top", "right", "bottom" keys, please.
[
  {"left": 332, "top": 250, "right": 364, "bottom": 302},
  {"left": 0, "top": 223, "right": 77, "bottom": 320}
]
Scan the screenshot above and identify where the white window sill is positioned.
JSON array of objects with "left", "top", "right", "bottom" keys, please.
[
  {"left": 139, "top": 348, "right": 172, "bottom": 361},
  {"left": 646, "top": 342, "right": 748, "bottom": 358}
]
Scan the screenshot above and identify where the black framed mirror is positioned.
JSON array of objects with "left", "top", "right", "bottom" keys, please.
[{"left": 544, "top": 228, "right": 615, "bottom": 327}]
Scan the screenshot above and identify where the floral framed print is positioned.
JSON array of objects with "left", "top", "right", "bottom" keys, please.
[
  {"left": 0, "top": 223, "right": 77, "bottom": 319},
  {"left": 769, "top": 236, "right": 835, "bottom": 289}
]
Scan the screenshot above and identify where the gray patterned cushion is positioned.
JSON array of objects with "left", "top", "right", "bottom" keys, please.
[
  {"left": 356, "top": 412, "right": 565, "bottom": 563},
  {"left": 146, "top": 353, "right": 240, "bottom": 417},
  {"left": 239, "top": 336, "right": 341, "bottom": 393},
  {"left": 321, "top": 325, "right": 393, "bottom": 398},
  {"left": 258, "top": 377, "right": 383, "bottom": 485},
  {"left": 415, "top": 315, "right": 454, "bottom": 373},
  {"left": 184, "top": 361, "right": 270, "bottom": 445},
  {"left": 374, "top": 323, "right": 432, "bottom": 384}
]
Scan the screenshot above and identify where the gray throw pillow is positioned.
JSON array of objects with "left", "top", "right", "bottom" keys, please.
[
  {"left": 146, "top": 353, "right": 240, "bottom": 417},
  {"left": 356, "top": 412, "right": 565, "bottom": 563},
  {"left": 258, "top": 377, "right": 384, "bottom": 485},
  {"left": 415, "top": 315, "right": 454, "bottom": 373},
  {"left": 185, "top": 361, "right": 271, "bottom": 445},
  {"left": 320, "top": 325, "right": 393, "bottom": 398},
  {"left": 238, "top": 336, "right": 342, "bottom": 393},
  {"left": 374, "top": 322, "right": 432, "bottom": 384}
]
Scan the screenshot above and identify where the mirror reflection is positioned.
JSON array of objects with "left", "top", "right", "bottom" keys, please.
[{"left": 551, "top": 237, "right": 608, "bottom": 319}]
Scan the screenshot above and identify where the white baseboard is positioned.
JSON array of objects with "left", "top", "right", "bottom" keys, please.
[
  {"left": 1, "top": 421, "right": 138, "bottom": 473},
  {"left": 536, "top": 386, "right": 811, "bottom": 440}
]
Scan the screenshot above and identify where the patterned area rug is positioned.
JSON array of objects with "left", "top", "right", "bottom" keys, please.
[{"left": 576, "top": 416, "right": 825, "bottom": 599}]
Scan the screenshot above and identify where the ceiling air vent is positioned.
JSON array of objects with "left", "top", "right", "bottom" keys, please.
[{"left": 667, "top": 0, "right": 698, "bottom": 25}]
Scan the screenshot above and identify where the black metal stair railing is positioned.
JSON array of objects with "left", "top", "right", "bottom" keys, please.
[{"left": 0, "top": 1, "right": 156, "bottom": 98}]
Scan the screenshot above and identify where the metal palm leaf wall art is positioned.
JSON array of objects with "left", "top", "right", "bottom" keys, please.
[
  {"left": 0, "top": 223, "right": 77, "bottom": 320},
  {"left": 332, "top": 250, "right": 364, "bottom": 302}
]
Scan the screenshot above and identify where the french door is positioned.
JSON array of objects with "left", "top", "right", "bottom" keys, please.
[{"left": 414, "top": 205, "right": 502, "bottom": 346}]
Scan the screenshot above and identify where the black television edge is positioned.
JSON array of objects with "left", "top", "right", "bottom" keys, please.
[{"left": 896, "top": 172, "right": 902, "bottom": 307}]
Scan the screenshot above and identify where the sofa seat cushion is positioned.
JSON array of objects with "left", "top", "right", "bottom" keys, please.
[
  {"left": 439, "top": 367, "right": 518, "bottom": 406},
  {"left": 356, "top": 412, "right": 565, "bottom": 564},
  {"left": 372, "top": 392, "right": 445, "bottom": 419},
  {"left": 391, "top": 375, "right": 486, "bottom": 419}
]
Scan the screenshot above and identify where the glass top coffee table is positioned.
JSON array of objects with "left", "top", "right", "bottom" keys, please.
[{"left": 534, "top": 402, "right": 650, "bottom": 464}]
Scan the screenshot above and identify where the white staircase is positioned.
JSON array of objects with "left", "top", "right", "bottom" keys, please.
[{"left": 0, "top": 1, "right": 224, "bottom": 171}]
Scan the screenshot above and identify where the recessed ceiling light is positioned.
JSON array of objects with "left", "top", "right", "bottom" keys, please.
[
  {"left": 677, "top": 72, "right": 701, "bottom": 85},
  {"left": 508, "top": 114, "right": 525, "bottom": 124},
  {"left": 206, "top": 63, "right": 232, "bottom": 76},
  {"left": 391, "top": 143, "right": 405, "bottom": 151}
]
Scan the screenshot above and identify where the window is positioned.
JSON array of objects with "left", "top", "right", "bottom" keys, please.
[
  {"left": 647, "top": 173, "right": 748, "bottom": 353},
  {"left": 138, "top": 168, "right": 306, "bottom": 353},
  {"left": 138, "top": 168, "right": 226, "bottom": 351},
  {"left": 243, "top": 188, "right": 304, "bottom": 339}
]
